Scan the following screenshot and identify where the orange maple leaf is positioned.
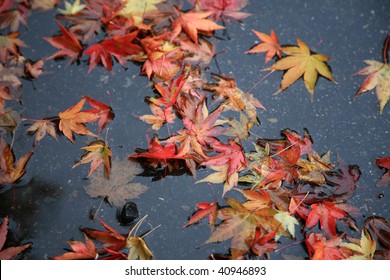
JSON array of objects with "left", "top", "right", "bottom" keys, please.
[
  {"left": 246, "top": 29, "right": 282, "bottom": 63},
  {"left": 52, "top": 233, "right": 98, "bottom": 260},
  {"left": 171, "top": 8, "right": 225, "bottom": 44},
  {"left": 58, "top": 98, "right": 98, "bottom": 143}
]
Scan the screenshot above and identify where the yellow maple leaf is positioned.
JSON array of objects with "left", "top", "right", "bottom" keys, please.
[
  {"left": 117, "top": 0, "right": 165, "bottom": 24},
  {"left": 267, "top": 38, "right": 335, "bottom": 99}
]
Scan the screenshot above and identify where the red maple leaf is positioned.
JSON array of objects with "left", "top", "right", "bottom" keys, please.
[
  {"left": 201, "top": 139, "right": 246, "bottom": 177},
  {"left": 84, "top": 31, "right": 142, "bottom": 72},
  {"left": 184, "top": 201, "right": 218, "bottom": 227},
  {"left": 82, "top": 217, "right": 126, "bottom": 252},
  {"left": 0, "top": 32, "right": 26, "bottom": 64},
  {"left": 306, "top": 201, "right": 346, "bottom": 236},
  {"left": 84, "top": 96, "right": 114, "bottom": 134},
  {"left": 44, "top": 20, "right": 83, "bottom": 62},
  {"left": 148, "top": 74, "right": 186, "bottom": 108},
  {"left": 305, "top": 233, "right": 347, "bottom": 260}
]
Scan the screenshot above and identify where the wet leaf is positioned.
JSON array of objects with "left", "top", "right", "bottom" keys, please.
[
  {"left": 267, "top": 38, "right": 335, "bottom": 98},
  {"left": 341, "top": 229, "right": 376, "bottom": 259},
  {"left": 58, "top": 97, "right": 98, "bottom": 142},
  {"left": 305, "top": 233, "right": 346, "bottom": 260},
  {"left": 0, "top": 32, "right": 26, "bottom": 64},
  {"left": 84, "top": 96, "right": 114, "bottom": 134},
  {"left": 171, "top": 8, "right": 225, "bottom": 44},
  {"left": 52, "top": 233, "right": 98, "bottom": 260},
  {"left": 246, "top": 29, "right": 282, "bottom": 63},
  {"left": 0, "top": 136, "right": 33, "bottom": 185},
  {"left": 184, "top": 201, "right": 218, "bottom": 227},
  {"left": 85, "top": 159, "right": 149, "bottom": 207},
  {"left": 44, "top": 20, "right": 83, "bottom": 62},
  {"left": 72, "top": 140, "right": 112, "bottom": 178},
  {"left": 354, "top": 60, "right": 390, "bottom": 114},
  {"left": 0, "top": 216, "right": 32, "bottom": 260},
  {"left": 26, "top": 119, "right": 57, "bottom": 145},
  {"left": 306, "top": 201, "right": 346, "bottom": 236}
]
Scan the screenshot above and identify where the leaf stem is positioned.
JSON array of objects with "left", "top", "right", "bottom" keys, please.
[
  {"left": 246, "top": 70, "right": 275, "bottom": 94},
  {"left": 384, "top": 34, "right": 390, "bottom": 64}
]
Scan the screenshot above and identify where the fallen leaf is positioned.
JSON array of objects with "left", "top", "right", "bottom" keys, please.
[
  {"left": 305, "top": 233, "right": 346, "bottom": 260},
  {"left": 246, "top": 29, "right": 282, "bottom": 63},
  {"left": 72, "top": 140, "right": 112, "bottom": 178},
  {"left": 84, "top": 158, "right": 149, "bottom": 207},
  {"left": 0, "top": 32, "right": 26, "bottom": 64},
  {"left": 84, "top": 96, "right": 114, "bottom": 134},
  {"left": 26, "top": 119, "right": 57, "bottom": 145},
  {"left": 267, "top": 38, "right": 335, "bottom": 98},
  {"left": 184, "top": 201, "right": 218, "bottom": 227},
  {"left": 341, "top": 229, "right": 376, "bottom": 259},
  {"left": 0, "top": 216, "right": 32, "bottom": 260},
  {"left": 126, "top": 215, "right": 156, "bottom": 260},
  {"left": 354, "top": 60, "right": 390, "bottom": 114},
  {"left": 58, "top": 97, "right": 98, "bottom": 142},
  {"left": 171, "top": 8, "right": 225, "bottom": 44},
  {"left": 306, "top": 201, "right": 346, "bottom": 236},
  {"left": 44, "top": 20, "right": 83, "bottom": 63},
  {"left": 52, "top": 233, "right": 98, "bottom": 260},
  {"left": 0, "top": 136, "right": 33, "bottom": 185}
]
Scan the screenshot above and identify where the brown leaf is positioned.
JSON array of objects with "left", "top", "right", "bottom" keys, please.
[{"left": 84, "top": 158, "right": 148, "bottom": 207}]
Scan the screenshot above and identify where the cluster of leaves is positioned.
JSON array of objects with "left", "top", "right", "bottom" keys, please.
[
  {"left": 0, "top": 0, "right": 388, "bottom": 260},
  {"left": 53, "top": 215, "right": 158, "bottom": 260},
  {"left": 184, "top": 129, "right": 389, "bottom": 259}
]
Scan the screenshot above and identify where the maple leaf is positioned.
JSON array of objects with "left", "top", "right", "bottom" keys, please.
[
  {"left": 180, "top": 37, "right": 215, "bottom": 66},
  {"left": 82, "top": 217, "right": 126, "bottom": 252},
  {"left": 306, "top": 201, "right": 346, "bottom": 236},
  {"left": 136, "top": 35, "right": 183, "bottom": 80},
  {"left": 0, "top": 108, "right": 21, "bottom": 135},
  {"left": 72, "top": 140, "right": 112, "bottom": 178},
  {"left": 58, "top": 0, "right": 86, "bottom": 15},
  {"left": 250, "top": 228, "right": 278, "bottom": 256},
  {"left": 0, "top": 32, "right": 26, "bottom": 64},
  {"left": 0, "top": 216, "right": 32, "bottom": 260},
  {"left": 363, "top": 216, "right": 390, "bottom": 249},
  {"left": 84, "top": 96, "right": 114, "bottom": 134},
  {"left": 246, "top": 29, "right": 282, "bottom": 63},
  {"left": 84, "top": 158, "right": 149, "bottom": 207},
  {"left": 340, "top": 229, "right": 376, "bottom": 260},
  {"left": 52, "top": 233, "right": 98, "bottom": 260},
  {"left": 171, "top": 8, "right": 225, "bottom": 44},
  {"left": 84, "top": 31, "right": 142, "bottom": 72},
  {"left": 44, "top": 20, "right": 83, "bottom": 63},
  {"left": 117, "top": 0, "right": 165, "bottom": 24},
  {"left": 375, "top": 156, "right": 390, "bottom": 186},
  {"left": 0, "top": 136, "right": 33, "bottom": 185},
  {"left": 168, "top": 99, "right": 225, "bottom": 159},
  {"left": 125, "top": 215, "right": 157, "bottom": 260},
  {"left": 0, "top": 5, "right": 29, "bottom": 32},
  {"left": 58, "top": 97, "right": 98, "bottom": 143},
  {"left": 148, "top": 74, "right": 186, "bottom": 108},
  {"left": 138, "top": 104, "right": 175, "bottom": 130},
  {"left": 197, "top": 164, "right": 239, "bottom": 195},
  {"left": 274, "top": 211, "right": 299, "bottom": 240},
  {"left": 267, "top": 38, "right": 335, "bottom": 98},
  {"left": 305, "top": 233, "right": 347, "bottom": 260},
  {"left": 354, "top": 35, "right": 390, "bottom": 114},
  {"left": 204, "top": 73, "right": 265, "bottom": 125},
  {"left": 0, "top": 63, "right": 23, "bottom": 108},
  {"left": 184, "top": 201, "right": 218, "bottom": 227},
  {"left": 189, "top": 0, "right": 251, "bottom": 23},
  {"left": 354, "top": 60, "right": 390, "bottom": 114},
  {"left": 26, "top": 119, "right": 57, "bottom": 145},
  {"left": 206, "top": 198, "right": 280, "bottom": 259}
]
